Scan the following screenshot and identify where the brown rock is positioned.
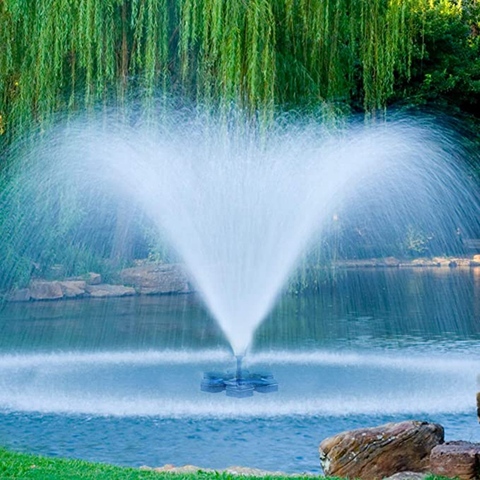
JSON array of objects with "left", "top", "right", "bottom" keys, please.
[
  {"left": 149, "top": 464, "right": 292, "bottom": 476},
  {"left": 85, "top": 284, "right": 135, "bottom": 298},
  {"left": 476, "top": 392, "right": 480, "bottom": 423},
  {"left": 224, "top": 466, "right": 290, "bottom": 476},
  {"left": 153, "top": 465, "right": 213, "bottom": 474},
  {"left": 333, "top": 258, "right": 400, "bottom": 268},
  {"left": 29, "top": 281, "right": 64, "bottom": 300},
  {"left": 58, "top": 280, "right": 86, "bottom": 298},
  {"left": 400, "top": 259, "right": 441, "bottom": 267},
  {"left": 384, "top": 473, "right": 427, "bottom": 480},
  {"left": 120, "top": 263, "right": 192, "bottom": 295},
  {"left": 382, "top": 257, "right": 401, "bottom": 267},
  {"left": 430, "top": 441, "right": 480, "bottom": 480},
  {"left": 70, "top": 272, "right": 102, "bottom": 285},
  {"left": 319, "top": 420, "right": 444, "bottom": 480}
]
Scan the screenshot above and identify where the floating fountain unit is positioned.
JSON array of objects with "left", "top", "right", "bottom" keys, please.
[{"left": 201, "top": 356, "right": 278, "bottom": 398}]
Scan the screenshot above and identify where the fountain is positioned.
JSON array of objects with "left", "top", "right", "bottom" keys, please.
[
  {"left": 1, "top": 108, "right": 480, "bottom": 470},
  {"left": 2, "top": 109, "right": 476, "bottom": 361},
  {"left": 201, "top": 355, "right": 278, "bottom": 397}
]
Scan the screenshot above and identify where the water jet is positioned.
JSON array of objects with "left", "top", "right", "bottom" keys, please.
[{"left": 3, "top": 110, "right": 475, "bottom": 358}]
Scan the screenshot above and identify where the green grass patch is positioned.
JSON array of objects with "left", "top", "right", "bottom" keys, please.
[
  {"left": 0, "top": 448, "right": 319, "bottom": 479},
  {"left": 0, "top": 448, "right": 457, "bottom": 480}
]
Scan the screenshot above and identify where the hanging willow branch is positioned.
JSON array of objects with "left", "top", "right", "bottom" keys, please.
[{"left": 0, "top": 0, "right": 454, "bottom": 143}]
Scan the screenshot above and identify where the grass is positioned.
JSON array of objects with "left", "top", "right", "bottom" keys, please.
[
  {"left": 0, "top": 448, "right": 457, "bottom": 480},
  {"left": 0, "top": 448, "right": 328, "bottom": 480}
]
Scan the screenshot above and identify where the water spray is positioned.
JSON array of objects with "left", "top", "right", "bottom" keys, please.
[{"left": 201, "top": 355, "right": 278, "bottom": 398}]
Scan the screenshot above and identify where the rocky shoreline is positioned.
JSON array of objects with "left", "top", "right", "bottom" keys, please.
[
  {"left": 4, "top": 263, "right": 193, "bottom": 302},
  {"left": 141, "top": 421, "right": 480, "bottom": 480},
  {"left": 5, "top": 255, "right": 480, "bottom": 302},
  {"left": 332, "top": 255, "right": 480, "bottom": 268},
  {"left": 139, "top": 465, "right": 427, "bottom": 479}
]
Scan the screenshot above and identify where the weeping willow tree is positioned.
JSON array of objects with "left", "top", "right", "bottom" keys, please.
[
  {"left": 0, "top": 0, "right": 477, "bottom": 288},
  {"left": 0, "top": 0, "right": 474, "bottom": 143}
]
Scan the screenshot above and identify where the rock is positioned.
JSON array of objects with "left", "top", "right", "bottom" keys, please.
[
  {"left": 382, "top": 257, "right": 401, "bottom": 267},
  {"left": 84, "top": 272, "right": 102, "bottom": 285},
  {"left": 400, "top": 259, "right": 441, "bottom": 267},
  {"left": 476, "top": 392, "right": 480, "bottom": 422},
  {"left": 6, "top": 288, "right": 31, "bottom": 302},
  {"left": 384, "top": 473, "right": 427, "bottom": 480},
  {"left": 152, "top": 465, "right": 214, "bottom": 474},
  {"left": 29, "top": 281, "right": 64, "bottom": 300},
  {"left": 70, "top": 272, "right": 102, "bottom": 285},
  {"left": 319, "top": 420, "right": 444, "bottom": 480},
  {"left": 85, "top": 284, "right": 135, "bottom": 298},
  {"left": 333, "top": 258, "right": 400, "bottom": 268},
  {"left": 223, "top": 466, "right": 291, "bottom": 476},
  {"left": 120, "top": 263, "right": 192, "bottom": 295},
  {"left": 430, "top": 441, "right": 480, "bottom": 480},
  {"left": 148, "top": 464, "right": 294, "bottom": 476},
  {"left": 432, "top": 257, "right": 453, "bottom": 267},
  {"left": 58, "top": 280, "right": 86, "bottom": 298}
]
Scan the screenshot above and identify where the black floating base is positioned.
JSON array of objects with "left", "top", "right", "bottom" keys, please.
[{"left": 201, "top": 370, "right": 278, "bottom": 398}]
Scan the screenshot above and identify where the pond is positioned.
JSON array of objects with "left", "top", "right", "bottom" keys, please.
[{"left": 1, "top": 267, "right": 480, "bottom": 473}]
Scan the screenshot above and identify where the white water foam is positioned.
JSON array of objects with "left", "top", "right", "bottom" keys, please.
[
  {"left": 0, "top": 349, "right": 477, "bottom": 418},
  {"left": 0, "top": 349, "right": 478, "bottom": 371}
]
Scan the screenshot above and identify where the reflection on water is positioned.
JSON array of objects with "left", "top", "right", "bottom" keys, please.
[
  {"left": 1, "top": 268, "right": 480, "bottom": 472},
  {"left": 258, "top": 267, "right": 480, "bottom": 351},
  {"left": 1, "top": 268, "right": 480, "bottom": 352}
]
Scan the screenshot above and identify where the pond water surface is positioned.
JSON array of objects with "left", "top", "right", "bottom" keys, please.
[{"left": 1, "top": 267, "right": 480, "bottom": 473}]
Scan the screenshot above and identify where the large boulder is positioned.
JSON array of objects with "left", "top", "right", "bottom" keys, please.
[
  {"left": 319, "top": 420, "right": 444, "bottom": 479},
  {"left": 120, "top": 263, "right": 192, "bottom": 295},
  {"left": 430, "top": 441, "right": 480, "bottom": 480},
  {"left": 58, "top": 280, "right": 86, "bottom": 298},
  {"left": 29, "top": 281, "right": 64, "bottom": 300}
]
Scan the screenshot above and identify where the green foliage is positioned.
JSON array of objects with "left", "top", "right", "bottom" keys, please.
[
  {"left": 0, "top": 147, "right": 141, "bottom": 290},
  {"left": 403, "top": 224, "right": 433, "bottom": 256},
  {"left": 0, "top": 0, "right": 478, "bottom": 138},
  {"left": 394, "top": 0, "right": 480, "bottom": 116},
  {"left": 0, "top": 0, "right": 436, "bottom": 143}
]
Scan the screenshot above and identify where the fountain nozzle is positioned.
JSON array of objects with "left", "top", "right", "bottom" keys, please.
[
  {"left": 235, "top": 355, "right": 244, "bottom": 379},
  {"left": 201, "top": 356, "right": 278, "bottom": 398}
]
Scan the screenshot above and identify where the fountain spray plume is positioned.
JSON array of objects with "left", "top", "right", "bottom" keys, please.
[
  {"left": 236, "top": 355, "right": 244, "bottom": 379},
  {"left": 1, "top": 107, "right": 479, "bottom": 361}
]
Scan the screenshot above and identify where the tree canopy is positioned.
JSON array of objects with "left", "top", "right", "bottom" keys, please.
[{"left": 1, "top": 0, "right": 479, "bottom": 144}]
